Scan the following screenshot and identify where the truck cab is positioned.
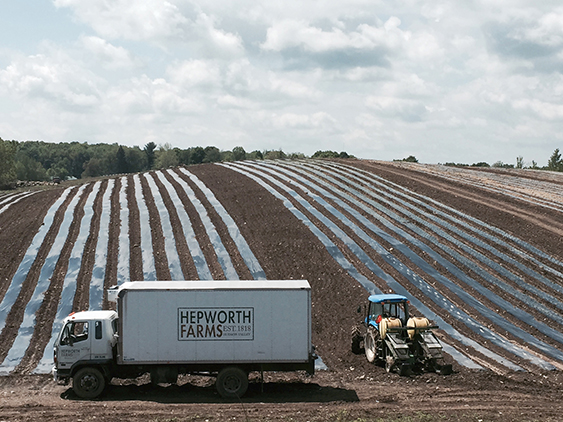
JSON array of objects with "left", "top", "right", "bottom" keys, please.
[{"left": 54, "top": 310, "right": 117, "bottom": 383}]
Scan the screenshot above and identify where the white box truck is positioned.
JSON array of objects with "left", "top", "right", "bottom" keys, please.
[{"left": 53, "top": 280, "right": 315, "bottom": 398}]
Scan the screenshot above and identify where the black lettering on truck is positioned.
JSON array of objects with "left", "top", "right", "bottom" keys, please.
[{"left": 178, "top": 307, "right": 253, "bottom": 341}]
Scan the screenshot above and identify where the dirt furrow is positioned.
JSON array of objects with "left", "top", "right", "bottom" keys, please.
[
  {"left": 103, "top": 177, "right": 122, "bottom": 309},
  {"left": 177, "top": 166, "right": 253, "bottom": 280},
  {"left": 72, "top": 181, "right": 106, "bottom": 312},
  {"left": 352, "top": 161, "right": 563, "bottom": 257},
  {"left": 138, "top": 173, "right": 170, "bottom": 280},
  {"left": 163, "top": 169, "right": 224, "bottom": 280},
  {"left": 16, "top": 184, "right": 95, "bottom": 373},
  {"left": 150, "top": 171, "right": 198, "bottom": 280},
  {"left": 0, "top": 187, "right": 78, "bottom": 363},
  {"left": 126, "top": 175, "right": 143, "bottom": 282}
]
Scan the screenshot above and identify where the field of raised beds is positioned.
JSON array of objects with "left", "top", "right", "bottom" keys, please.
[{"left": 1, "top": 159, "right": 563, "bottom": 421}]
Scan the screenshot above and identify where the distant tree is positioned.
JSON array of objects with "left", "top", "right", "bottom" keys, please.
[
  {"left": 471, "top": 162, "right": 490, "bottom": 167},
  {"left": 547, "top": 148, "right": 562, "bottom": 171},
  {"left": 232, "top": 146, "right": 246, "bottom": 161},
  {"left": 492, "top": 161, "right": 514, "bottom": 169},
  {"left": 190, "top": 146, "right": 205, "bottom": 164},
  {"left": 221, "top": 150, "right": 234, "bottom": 161},
  {"left": 67, "top": 142, "right": 90, "bottom": 178},
  {"left": 530, "top": 160, "right": 539, "bottom": 169},
  {"left": 177, "top": 148, "right": 191, "bottom": 165},
  {"left": 312, "top": 150, "right": 339, "bottom": 158},
  {"left": 155, "top": 143, "right": 179, "bottom": 169},
  {"left": 402, "top": 155, "right": 418, "bottom": 163},
  {"left": 15, "top": 152, "right": 48, "bottom": 181},
  {"left": 46, "top": 165, "right": 69, "bottom": 180},
  {"left": 248, "top": 150, "right": 263, "bottom": 160},
  {"left": 203, "top": 146, "right": 221, "bottom": 163},
  {"left": 115, "top": 146, "right": 128, "bottom": 174},
  {"left": 0, "top": 138, "right": 17, "bottom": 189},
  {"left": 125, "top": 146, "right": 147, "bottom": 173},
  {"left": 264, "top": 149, "right": 286, "bottom": 160},
  {"left": 516, "top": 156, "right": 524, "bottom": 169},
  {"left": 82, "top": 157, "right": 105, "bottom": 178},
  {"left": 144, "top": 142, "right": 157, "bottom": 170}
]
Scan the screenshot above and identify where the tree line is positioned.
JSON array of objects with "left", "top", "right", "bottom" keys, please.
[
  {"left": 0, "top": 138, "right": 353, "bottom": 190},
  {"left": 434, "top": 149, "right": 563, "bottom": 171}
]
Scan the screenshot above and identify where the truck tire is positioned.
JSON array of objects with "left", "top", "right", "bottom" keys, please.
[
  {"left": 73, "top": 367, "right": 105, "bottom": 399},
  {"left": 216, "top": 367, "right": 248, "bottom": 398}
]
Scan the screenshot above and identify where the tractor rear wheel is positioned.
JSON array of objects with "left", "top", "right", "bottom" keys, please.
[
  {"left": 365, "top": 327, "right": 378, "bottom": 363},
  {"left": 351, "top": 326, "right": 363, "bottom": 354}
]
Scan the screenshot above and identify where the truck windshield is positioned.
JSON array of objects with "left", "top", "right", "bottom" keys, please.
[{"left": 60, "top": 321, "right": 89, "bottom": 345}]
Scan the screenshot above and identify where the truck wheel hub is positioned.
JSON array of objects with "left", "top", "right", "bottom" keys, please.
[
  {"left": 224, "top": 376, "right": 241, "bottom": 392},
  {"left": 80, "top": 374, "right": 99, "bottom": 391}
]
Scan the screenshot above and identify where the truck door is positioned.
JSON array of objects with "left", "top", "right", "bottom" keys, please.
[
  {"left": 90, "top": 320, "right": 112, "bottom": 360},
  {"left": 57, "top": 321, "right": 91, "bottom": 370}
]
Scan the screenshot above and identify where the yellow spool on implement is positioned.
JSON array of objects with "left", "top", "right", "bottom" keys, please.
[
  {"left": 407, "top": 317, "right": 430, "bottom": 339},
  {"left": 379, "top": 317, "right": 402, "bottom": 339}
]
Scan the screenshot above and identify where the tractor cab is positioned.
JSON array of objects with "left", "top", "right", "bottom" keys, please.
[{"left": 366, "top": 294, "right": 409, "bottom": 328}]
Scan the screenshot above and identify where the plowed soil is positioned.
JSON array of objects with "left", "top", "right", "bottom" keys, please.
[{"left": 1, "top": 160, "right": 563, "bottom": 421}]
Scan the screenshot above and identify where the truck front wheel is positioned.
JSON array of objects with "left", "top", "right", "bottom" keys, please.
[
  {"left": 73, "top": 367, "right": 106, "bottom": 399},
  {"left": 216, "top": 367, "right": 248, "bottom": 398}
]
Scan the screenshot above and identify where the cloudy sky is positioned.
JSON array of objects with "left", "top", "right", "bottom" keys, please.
[{"left": 1, "top": 0, "right": 562, "bottom": 164}]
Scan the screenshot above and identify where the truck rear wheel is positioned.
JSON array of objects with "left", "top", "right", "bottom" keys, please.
[
  {"left": 216, "top": 367, "right": 248, "bottom": 398},
  {"left": 73, "top": 367, "right": 105, "bottom": 399}
]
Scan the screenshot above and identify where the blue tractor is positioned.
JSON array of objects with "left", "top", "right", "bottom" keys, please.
[{"left": 352, "top": 294, "right": 452, "bottom": 375}]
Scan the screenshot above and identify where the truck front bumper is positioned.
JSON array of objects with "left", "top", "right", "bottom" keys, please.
[{"left": 52, "top": 366, "right": 70, "bottom": 385}]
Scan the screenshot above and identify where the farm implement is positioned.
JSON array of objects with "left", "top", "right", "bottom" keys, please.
[{"left": 352, "top": 294, "right": 452, "bottom": 375}]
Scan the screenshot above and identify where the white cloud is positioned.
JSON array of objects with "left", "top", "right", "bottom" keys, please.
[
  {"left": 268, "top": 74, "right": 318, "bottom": 98},
  {"left": 216, "top": 95, "right": 256, "bottom": 109},
  {"left": 54, "top": 0, "right": 189, "bottom": 40},
  {"left": 165, "top": 59, "right": 222, "bottom": 88},
  {"left": 194, "top": 13, "right": 244, "bottom": 57},
  {"left": 79, "top": 36, "right": 141, "bottom": 69},
  {"left": 271, "top": 111, "right": 337, "bottom": 130},
  {"left": 0, "top": 46, "right": 101, "bottom": 108},
  {"left": 105, "top": 75, "right": 202, "bottom": 116},
  {"left": 1, "top": 0, "right": 562, "bottom": 164},
  {"left": 261, "top": 17, "right": 407, "bottom": 54},
  {"left": 366, "top": 96, "right": 428, "bottom": 122}
]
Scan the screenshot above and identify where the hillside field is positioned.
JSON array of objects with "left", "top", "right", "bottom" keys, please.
[{"left": 1, "top": 159, "right": 563, "bottom": 421}]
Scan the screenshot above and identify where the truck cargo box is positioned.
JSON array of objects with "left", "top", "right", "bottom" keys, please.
[{"left": 113, "top": 280, "right": 312, "bottom": 365}]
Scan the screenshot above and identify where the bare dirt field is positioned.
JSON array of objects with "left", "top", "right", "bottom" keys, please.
[{"left": 1, "top": 160, "right": 563, "bottom": 421}]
